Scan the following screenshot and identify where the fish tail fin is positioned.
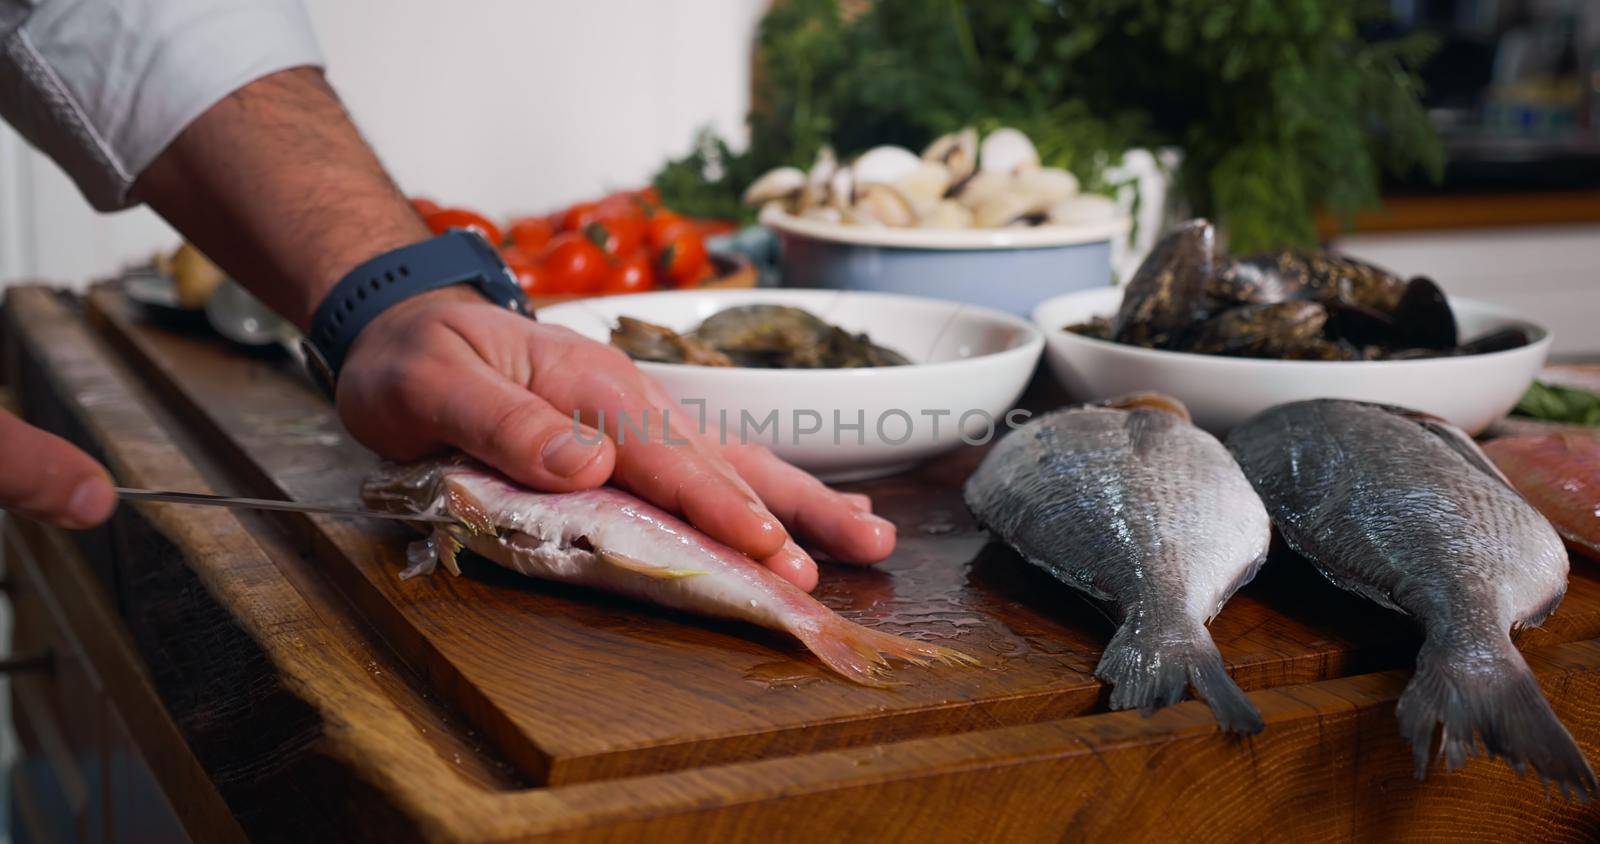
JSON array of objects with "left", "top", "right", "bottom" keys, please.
[
  {"left": 1399, "top": 632, "right": 1597, "bottom": 799},
  {"left": 792, "top": 616, "right": 980, "bottom": 689},
  {"left": 1096, "top": 616, "right": 1263, "bottom": 735}
]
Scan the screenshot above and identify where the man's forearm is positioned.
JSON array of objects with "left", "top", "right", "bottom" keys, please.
[{"left": 133, "top": 67, "right": 428, "bottom": 328}]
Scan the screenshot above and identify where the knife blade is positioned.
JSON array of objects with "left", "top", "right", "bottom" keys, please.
[{"left": 115, "top": 487, "right": 455, "bottom": 524}]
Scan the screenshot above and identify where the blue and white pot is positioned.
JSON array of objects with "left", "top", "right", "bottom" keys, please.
[{"left": 762, "top": 206, "right": 1130, "bottom": 318}]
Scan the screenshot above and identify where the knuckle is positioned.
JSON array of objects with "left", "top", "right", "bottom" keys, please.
[
  {"left": 533, "top": 323, "right": 584, "bottom": 344},
  {"left": 484, "top": 400, "right": 558, "bottom": 461}
]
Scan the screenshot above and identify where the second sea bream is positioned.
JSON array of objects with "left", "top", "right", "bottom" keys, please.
[
  {"left": 362, "top": 458, "right": 974, "bottom": 687},
  {"left": 1228, "top": 399, "right": 1596, "bottom": 795},
  {"left": 964, "top": 393, "right": 1269, "bottom": 733}
]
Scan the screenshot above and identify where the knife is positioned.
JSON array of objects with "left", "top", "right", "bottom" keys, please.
[{"left": 115, "top": 487, "right": 456, "bottom": 524}]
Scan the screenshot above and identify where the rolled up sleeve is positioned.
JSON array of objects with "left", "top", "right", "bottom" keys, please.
[{"left": 0, "top": 0, "right": 323, "bottom": 210}]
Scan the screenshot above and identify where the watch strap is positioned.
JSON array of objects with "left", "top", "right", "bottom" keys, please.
[{"left": 303, "top": 229, "right": 528, "bottom": 392}]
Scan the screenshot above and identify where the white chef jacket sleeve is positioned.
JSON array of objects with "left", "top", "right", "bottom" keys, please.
[{"left": 0, "top": 0, "right": 324, "bottom": 211}]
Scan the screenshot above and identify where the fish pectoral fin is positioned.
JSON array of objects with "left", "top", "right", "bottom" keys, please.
[
  {"left": 1376, "top": 404, "right": 1517, "bottom": 490},
  {"left": 595, "top": 549, "right": 706, "bottom": 580},
  {"left": 442, "top": 481, "right": 497, "bottom": 535},
  {"left": 437, "top": 526, "right": 466, "bottom": 576}
]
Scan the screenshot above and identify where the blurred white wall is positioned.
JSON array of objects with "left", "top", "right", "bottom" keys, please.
[{"left": 0, "top": 0, "right": 765, "bottom": 288}]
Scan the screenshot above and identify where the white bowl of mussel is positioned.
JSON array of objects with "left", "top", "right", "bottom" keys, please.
[
  {"left": 537, "top": 288, "right": 1044, "bottom": 481},
  {"left": 1032, "top": 219, "right": 1551, "bottom": 435},
  {"left": 745, "top": 127, "right": 1131, "bottom": 318}
]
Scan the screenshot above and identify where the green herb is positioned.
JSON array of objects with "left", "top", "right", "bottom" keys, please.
[
  {"left": 654, "top": 0, "right": 1442, "bottom": 252},
  {"left": 1513, "top": 382, "right": 1600, "bottom": 427}
]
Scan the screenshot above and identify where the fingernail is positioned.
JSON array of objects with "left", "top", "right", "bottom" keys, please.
[
  {"left": 65, "top": 478, "right": 116, "bottom": 528},
  {"left": 854, "top": 509, "right": 892, "bottom": 529},
  {"left": 767, "top": 550, "right": 818, "bottom": 592},
  {"left": 542, "top": 431, "right": 603, "bottom": 478}
]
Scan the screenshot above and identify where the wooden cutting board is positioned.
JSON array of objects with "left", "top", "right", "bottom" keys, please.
[{"left": 9, "top": 283, "right": 1600, "bottom": 841}]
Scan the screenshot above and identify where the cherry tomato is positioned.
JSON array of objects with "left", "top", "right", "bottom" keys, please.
[
  {"left": 585, "top": 216, "right": 644, "bottom": 258},
  {"left": 501, "top": 245, "right": 534, "bottom": 268},
  {"left": 559, "top": 201, "right": 603, "bottom": 233},
  {"left": 598, "top": 252, "right": 655, "bottom": 295},
  {"left": 506, "top": 216, "right": 554, "bottom": 254},
  {"left": 516, "top": 264, "right": 555, "bottom": 296},
  {"left": 411, "top": 197, "right": 442, "bottom": 218},
  {"left": 657, "top": 229, "right": 710, "bottom": 288},
  {"left": 539, "top": 231, "right": 608, "bottom": 294},
  {"left": 502, "top": 248, "right": 555, "bottom": 296},
  {"left": 426, "top": 208, "right": 503, "bottom": 245},
  {"left": 597, "top": 191, "right": 657, "bottom": 222},
  {"left": 596, "top": 192, "right": 644, "bottom": 220},
  {"left": 646, "top": 211, "right": 690, "bottom": 249}
]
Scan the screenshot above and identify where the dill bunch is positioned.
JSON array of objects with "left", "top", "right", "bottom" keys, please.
[{"left": 655, "top": 0, "right": 1441, "bottom": 253}]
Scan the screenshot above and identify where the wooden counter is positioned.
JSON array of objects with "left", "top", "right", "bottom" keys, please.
[{"left": 5, "top": 284, "right": 1600, "bottom": 841}]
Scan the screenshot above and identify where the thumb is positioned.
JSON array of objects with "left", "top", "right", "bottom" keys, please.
[
  {"left": 398, "top": 359, "right": 617, "bottom": 491},
  {"left": 0, "top": 411, "right": 117, "bottom": 528}
]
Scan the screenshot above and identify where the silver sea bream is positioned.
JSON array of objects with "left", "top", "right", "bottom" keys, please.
[
  {"left": 362, "top": 458, "right": 975, "bottom": 687},
  {"left": 1227, "top": 399, "right": 1596, "bottom": 794},
  {"left": 963, "top": 393, "right": 1269, "bottom": 733}
]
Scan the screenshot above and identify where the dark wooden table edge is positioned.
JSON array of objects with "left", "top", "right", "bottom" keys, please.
[{"left": 3, "top": 516, "right": 248, "bottom": 844}]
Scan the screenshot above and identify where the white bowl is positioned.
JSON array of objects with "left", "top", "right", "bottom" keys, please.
[
  {"left": 1032, "top": 287, "right": 1551, "bottom": 435},
  {"left": 538, "top": 289, "right": 1045, "bottom": 481}
]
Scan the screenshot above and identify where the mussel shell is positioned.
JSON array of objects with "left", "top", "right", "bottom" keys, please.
[
  {"left": 1112, "top": 219, "right": 1218, "bottom": 349},
  {"left": 1184, "top": 301, "right": 1327, "bottom": 357},
  {"left": 1224, "top": 250, "right": 1407, "bottom": 313},
  {"left": 1319, "top": 254, "right": 1407, "bottom": 312},
  {"left": 1381, "top": 348, "right": 1453, "bottom": 361},
  {"left": 1279, "top": 337, "right": 1364, "bottom": 361},
  {"left": 1322, "top": 301, "right": 1397, "bottom": 347},
  {"left": 1063, "top": 316, "right": 1113, "bottom": 340},
  {"left": 1457, "top": 326, "right": 1530, "bottom": 356},
  {"left": 1393, "top": 276, "right": 1458, "bottom": 349},
  {"left": 1212, "top": 256, "right": 1306, "bottom": 306}
]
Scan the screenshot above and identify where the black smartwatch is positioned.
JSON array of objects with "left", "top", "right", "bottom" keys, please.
[{"left": 301, "top": 229, "right": 529, "bottom": 397}]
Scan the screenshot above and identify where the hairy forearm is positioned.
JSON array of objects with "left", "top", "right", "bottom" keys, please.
[{"left": 133, "top": 67, "right": 428, "bottom": 328}]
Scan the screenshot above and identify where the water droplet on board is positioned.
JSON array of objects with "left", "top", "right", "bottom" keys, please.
[
  {"left": 916, "top": 508, "right": 959, "bottom": 536},
  {"left": 743, "top": 661, "right": 825, "bottom": 689}
]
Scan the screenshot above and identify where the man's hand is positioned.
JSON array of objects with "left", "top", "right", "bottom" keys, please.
[
  {"left": 131, "top": 66, "right": 893, "bottom": 591},
  {"left": 337, "top": 288, "right": 896, "bottom": 591},
  {"left": 0, "top": 411, "right": 116, "bottom": 529}
]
